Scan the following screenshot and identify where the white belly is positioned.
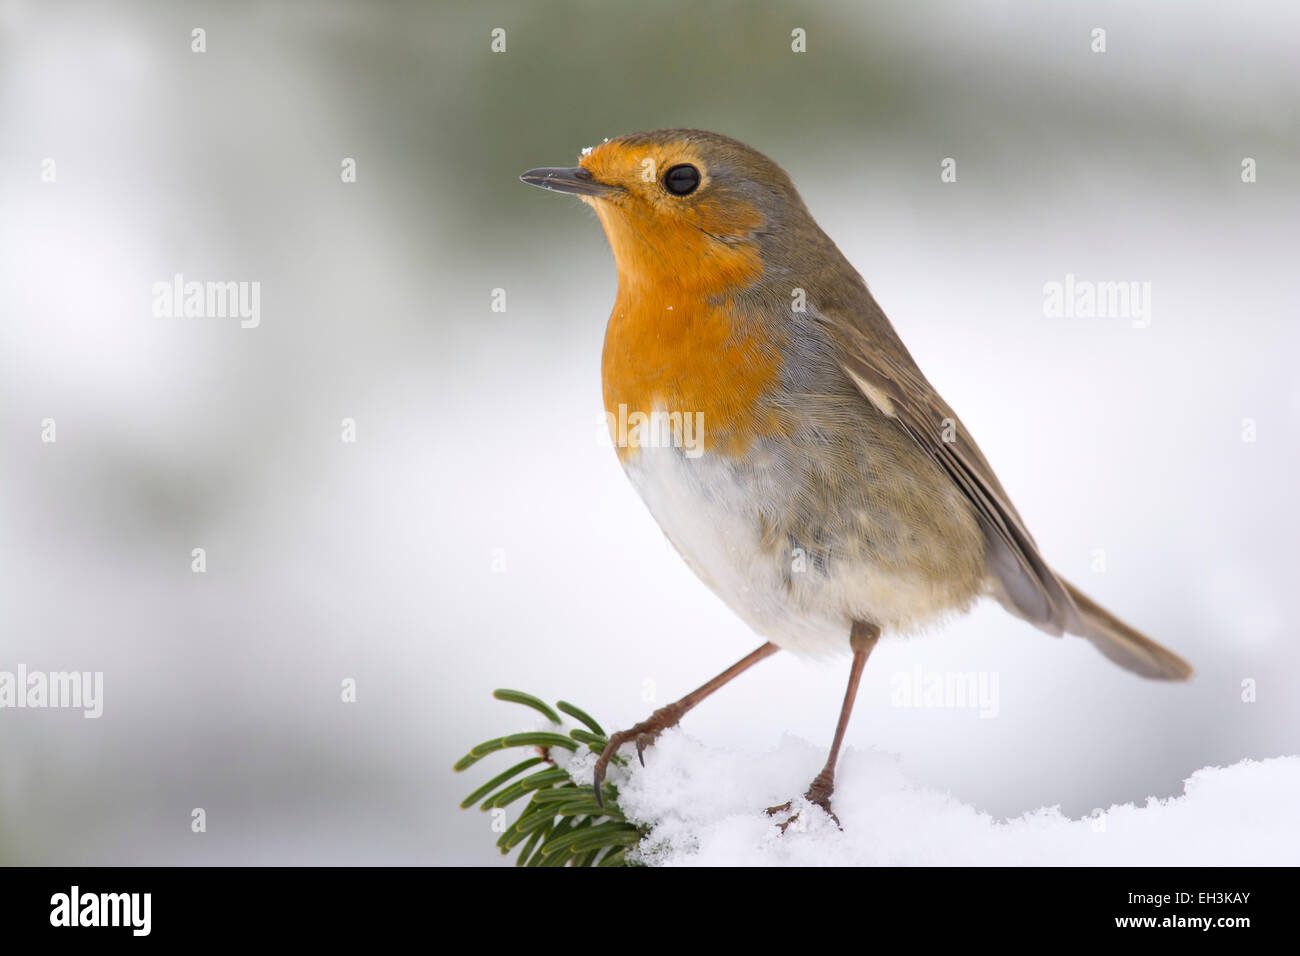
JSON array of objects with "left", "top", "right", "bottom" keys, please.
[{"left": 620, "top": 444, "right": 964, "bottom": 657}]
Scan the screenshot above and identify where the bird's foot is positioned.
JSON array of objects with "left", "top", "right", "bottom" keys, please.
[
  {"left": 592, "top": 701, "right": 686, "bottom": 804},
  {"left": 765, "top": 769, "right": 840, "bottom": 832}
]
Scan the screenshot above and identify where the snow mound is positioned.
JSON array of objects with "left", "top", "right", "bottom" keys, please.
[{"left": 585, "top": 731, "right": 1300, "bottom": 866}]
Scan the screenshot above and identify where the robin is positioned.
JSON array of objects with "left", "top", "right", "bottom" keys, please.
[{"left": 521, "top": 129, "right": 1192, "bottom": 825}]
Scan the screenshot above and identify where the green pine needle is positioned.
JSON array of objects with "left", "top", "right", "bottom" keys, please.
[
  {"left": 556, "top": 700, "right": 604, "bottom": 736},
  {"left": 458, "top": 756, "right": 546, "bottom": 810},
  {"left": 492, "top": 689, "right": 563, "bottom": 725},
  {"left": 453, "top": 732, "right": 578, "bottom": 772},
  {"left": 454, "top": 689, "right": 646, "bottom": 866}
]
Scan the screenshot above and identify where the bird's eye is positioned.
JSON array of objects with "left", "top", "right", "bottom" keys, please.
[{"left": 663, "top": 164, "right": 701, "bottom": 196}]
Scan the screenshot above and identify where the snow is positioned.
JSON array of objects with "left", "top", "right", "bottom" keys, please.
[{"left": 564, "top": 733, "right": 1300, "bottom": 866}]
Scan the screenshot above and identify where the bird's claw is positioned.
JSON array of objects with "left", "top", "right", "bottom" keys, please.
[
  {"left": 765, "top": 772, "right": 841, "bottom": 832},
  {"left": 591, "top": 704, "right": 685, "bottom": 806}
]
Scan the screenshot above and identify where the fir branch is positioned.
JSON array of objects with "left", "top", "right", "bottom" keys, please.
[{"left": 454, "top": 689, "right": 645, "bottom": 866}]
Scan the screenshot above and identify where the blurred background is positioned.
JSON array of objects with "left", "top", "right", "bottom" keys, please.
[{"left": 1, "top": 0, "right": 1296, "bottom": 865}]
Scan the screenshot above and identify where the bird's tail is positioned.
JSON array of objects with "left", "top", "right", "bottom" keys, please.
[{"left": 1062, "top": 578, "right": 1193, "bottom": 680}]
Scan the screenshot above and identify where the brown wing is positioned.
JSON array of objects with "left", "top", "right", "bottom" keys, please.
[
  {"left": 815, "top": 293, "right": 1192, "bottom": 679},
  {"left": 816, "top": 297, "right": 1083, "bottom": 636}
]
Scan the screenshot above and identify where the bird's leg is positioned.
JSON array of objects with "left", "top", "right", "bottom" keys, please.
[
  {"left": 592, "top": 642, "right": 780, "bottom": 803},
  {"left": 768, "top": 621, "right": 879, "bottom": 830}
]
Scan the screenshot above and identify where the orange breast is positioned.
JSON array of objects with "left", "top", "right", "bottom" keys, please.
[
  {"left": 584, "top": 146, "right": 786, "bottom": 460},
  {"left": 601, "top": 291, "right": 786, "bottom": 460}
]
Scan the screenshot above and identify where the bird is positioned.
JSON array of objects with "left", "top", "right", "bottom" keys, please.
[{"left": 520, "top": 129, "right": 1192, "bottom": 825}]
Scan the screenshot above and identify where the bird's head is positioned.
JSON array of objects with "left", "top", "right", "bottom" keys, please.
[{"left": 522, "top": 129, "right": 820, "bottom": 296}]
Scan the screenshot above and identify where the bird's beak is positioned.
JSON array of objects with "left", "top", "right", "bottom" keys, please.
[{"left": 520, "top": 166, "right": 622, "bottom": 199}]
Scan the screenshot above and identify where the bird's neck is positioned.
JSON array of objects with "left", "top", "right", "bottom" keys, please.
[{"left": 593, "top": 203, "right": 764, "bottom": 299}]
